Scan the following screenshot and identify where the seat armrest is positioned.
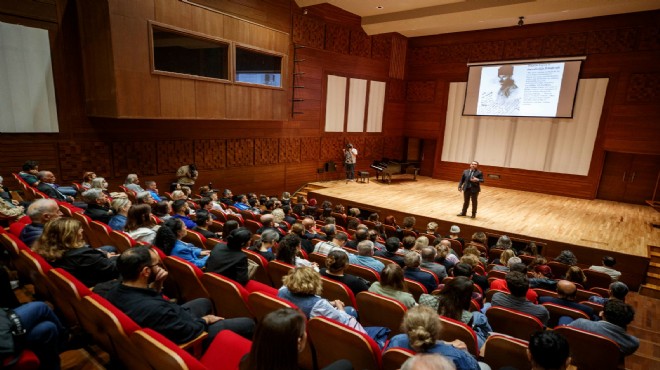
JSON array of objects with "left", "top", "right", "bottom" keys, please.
[{"left": 179, "top": 331, "right": 208, "bottom": 358}]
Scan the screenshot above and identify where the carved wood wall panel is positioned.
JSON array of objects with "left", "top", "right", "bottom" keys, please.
[
  {"left": 437, "top": 44, "right": 471, "bottom": 63},
  {"left": 503, "top": 37, "right": 543, "bottom": 59},
  {"left": 388, "top": 79, "right": 406, "bottom": 102},
  {"left": 325, "top": 23, "right": 350, "bottom": 54},
  {"left": 409, "top": 46, "right": 438, "bottom": 65},
  {"left": 469, "top": 41, "right": 504, "bottom": 61},
  {"left": 362, "top": 136, "right": 384, "bottom": 160},
  {"left": 406, "top": 81, "right": 436, "bottom": 102},
  {"left": 350, "top": 29, "right": 371, "bottom": 57},
  {"left": 157, "top": 141, "right": 194, "bottom": 174},
  {"left": 638, "top": 26, "right": 660, "bottom": 50},
  {"left": 300, "top": 137, "right": 321, "bottom": 161},
  {"left": 588, "top": 28, "right": 637, "bottom": 54},
  {"left": 279, "top": 138, "right": 301, "bottom": 163},
  {"left": 627, "top": 73, "right": 660, "bottom": 103},
  {"left": 320, "top": 137, "right": 344, "bottom": 162},
  {"left": 112, "top": 142, "right": 158, "bottom": 177},
  {"left": 226, "top": 139, "right": 254, "bottom": 167},
  {"left": 254, "top": 138, "right": 280, "bottom": 166},
  {"left": 194, "top": 140, "right": 226, "bottom": 170},
  {"left": 389, "top": 35, "right": 407, "bottom": 80},
  {"left": 58, "top": 142, "right": 112, "bottom": 182},
  {"left": 293, "top": 13, "right": 325, "bottom": 48},
  {"left": 371, "top": 34, "right": 392, "bottom": 59},
  {"left": 542, "top": 32, "right": 587, "bottom": 56}
]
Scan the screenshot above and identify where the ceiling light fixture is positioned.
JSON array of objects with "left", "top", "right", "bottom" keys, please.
[
  {"left": 518, "top": 16, "right": 525, "bottom": 26},
  {"left": 377, "top": 6, "right": 383, "bottom": 9}
]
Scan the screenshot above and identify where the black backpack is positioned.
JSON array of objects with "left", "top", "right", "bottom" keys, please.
[{"left": 0, "top": 308, "right": 26, "bottom": 366}]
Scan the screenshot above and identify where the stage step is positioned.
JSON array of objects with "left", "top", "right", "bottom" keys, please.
[
  {"left": 646, "top": 273, "right": 660, "bottom": 286},
  {"left": 639, "top": 283, "right": 660, "bottom": 300},
  {"left": 649, "top": 262, "right": 660, "bottom": 275}
]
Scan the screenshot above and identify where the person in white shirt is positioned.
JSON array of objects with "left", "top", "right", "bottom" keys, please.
[
  {"left": 589, "top": 256, "right": 622, "bottom": 282},
  {"left": 342, "top": 143, "right": 358, "bottom": 181}
]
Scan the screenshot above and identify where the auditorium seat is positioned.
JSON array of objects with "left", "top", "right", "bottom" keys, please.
[
  {"left": 547, "top": 261, "right": 570, "bottom": 278},
  {"left": 575, "top": 288, "right": 600, "bottom": 302},
  {"left": 244, "top": 219, "right": 263, "bottom": 235},
  {"left": 484, "top": 288, "right": 509, "bottom": 303},
  {"left": 320, "top": 276, "right": 357, "bottom": 308},
  {"left": 19, "top": 249, "right": 53, "bottom": 302},
  {"left": 584, "top": 269, "right": 614, "bottom": 289},
  {"left": 346, "top": 264, "right": 381, "bottom": 283},
  {"left": 438, "top": 316, "right": 480, "bottom": 356},
  {"left": 554, "top": 325, "right": 622, "bottom": 369},
  {"left": 226, "top": 213, "right": 243, "bottom": 226},
  {"left": 89, "top": 220, "right": 114, "bottom": 247},
  {"left": 486, "top": 306, "right": 544, "bottom": 341},
  {"left": 381, "top": 347, "right": 414, "bottom": 370},
  {"left": 482, "top": 334, "right": 531, "bottom": 370},
  {"left": 307, "top": 316, "right": 382, "bottom": 370},
  {"left": 2, "top": 349, "right": 40, "bottom": 370},
  {"left": 163, "top": 256, "right": 210, "bottom": 304},
  {"left": 47, "top": 268, "right": 92, "bottom": 328},
  {"left": 267, "top": 260, "right": 294, "bottom": 288},
  {"left": 541, "top": 302, "right": 590, "bottom": 328},
  {"left": 242, "top": 249, "right": 271, "bottom": 286},
  {"left": 247, "top": 291, "right": 297, "bottom": 322},
  {"left": 109, "top": 230, "right": 137, "bottom": 253},
  {"left": 404, "top": 278, "right": 427, "bottom": 301},
  {"left": 182, "top": 229, "right": 208, "bottom": 249},
  {"left": 590, "top": 287, "right": 610, "bottom": 297},
  {"left": 210, "top": 210, "right": 228, "bottom": 223},
  {"left": 200, "top": 272, "right": 254, "bottom": 319},
  {"left": 356, "top": 292, "right": 407, "bottom": 336}
]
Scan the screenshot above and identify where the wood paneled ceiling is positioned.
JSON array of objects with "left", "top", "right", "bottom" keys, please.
[{"left": 295, "top": 0, "right": 660, "bottom": 37}]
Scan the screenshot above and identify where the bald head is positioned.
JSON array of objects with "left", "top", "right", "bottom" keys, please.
[
  {"left": 557, "top": 280, "right": 577, "bottom": 300},
  {"left": 302, "top": 218, "right": 315, "bottom": 230}
]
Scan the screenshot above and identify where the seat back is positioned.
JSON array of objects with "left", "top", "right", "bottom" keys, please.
[
  {"left": 554, "top": 326, "right": 621, "bottom": 370},
  {"left": 182, "top": 229, "right": 207, "bottom": 249},
  {"left": 0, "top": 232, "right": 21, "bottom": 259},
  {"left": 438, "top": 316, "right": 479, "bottom": 356},
  {"left": 418, "top": 267, "right": 440, "bottom": 285},
  {"left": 482, "top": 334, "right": 531, "bottom": 370},
  {"left": 532, "top": 288, "right": 558, "bottom": 299},
  {"left": 8, "top": 222, "right": 26, "bottom": 237},
  {"left": 579, "top": 300, "right": 604, "bottom": 315},
  {"left": 382, "top": 224, "right": 397, "bottom": 238},
  {"left": 267, "top": 260, "right": 294, "bottom": 288},
  {"left": 404, "top": 278, "right": 427, "bottom": 301},
  {"left": 19, "top": 249, "right": 53, "bottom": 301},
  {"left": 308, "top": 252, "right": 327, "bottom": 266},
  {"left": 81, "top": 294, "right": 150, "bottom": 370},
  {"left": 485, "top": 289, "right": 509, "bottom": 303},
  {"left": 210, "top": 210, "right": 227, "bottom": 223},
  {"left": 590, "top": 287, "right": 609, "bottom": 297},
  {"left": 444, "top": 238, "right": 463, "bottom": 256},
  {"left": 247, "top": 292, "right": 297, "bottom": 322},
  {"left": 547, "top": 261, "right": 570, "bottom": 278},
  {"left": 90, "top": 220, "right": 114, "bottom": 247},
  {"left": 71, "top": 212, "right": 98, "bottom": 247},
  {"left": 226, "top": 213, "right": 244, "bottom": 226},
  {"left": 320, "top": 276, "right": 357, "bottom": 308},
  {"left": 381, "top": 347, "right": 415, "bottom": 370},
  {"left": 307, "top": 316, "right": 382, "bottom": 370},
  {"left": 486, "top": 269, "right": 508, "bottom": 280},
  {"left": 583, "top": 269, "right": 613, "bottom": 289},
  {"left": 485, "top": 306, "right": 544, "bottom": 341},
  {"left": 109, "top": 230, "right": 137, "bottom": 253},
  {"left": 541, "top": 303, "right": 590, "bottom": 328},
  {"left": 242, "top": 249, "right": 271, "bottom": 286},
  {"left": 131, "top": 329, "right": 207, "bottom": 370},
  {"left": 201, "top": 273, "right": 254, "bottom": 319},
  {"left": 575, "top": 288, "right": 600, "bottom": 302},
  {"left": 47, "top": 268, "right": 92, "bottom": 328},
  {"left": 163, "top": 256, "right": 209, "bottom": 304},
  {"left": 239, "top": 210, "right": 257, "bottom": 221},
  {"left": 372, "top": 255, "right": 396, "bottom": 268},
  {"left": 346, "top": 264, "right": 381, "bottom": 283},
  {"left": 356, "top": 292, "right": 407, "bottom": 336}
]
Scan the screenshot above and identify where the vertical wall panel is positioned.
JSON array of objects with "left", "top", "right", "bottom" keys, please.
[
  {"left": 346, "top": 78, "right": 367, "bottom": 132},
  {"left": 367, "top": 81, "right": 385, "bottom": 132},
  {"left": 324, "top": 75, "right": 347, "bottom": 132}
]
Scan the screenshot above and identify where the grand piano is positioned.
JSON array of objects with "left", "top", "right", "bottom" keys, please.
[{"left": 370, "top": 160, "right": 420, "bottom": 184}]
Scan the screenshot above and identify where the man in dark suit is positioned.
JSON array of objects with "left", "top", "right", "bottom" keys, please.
[
  {"left": 457, "top": 161, "right": 484, "bottom": 218},
  {"left": 36, "top": 171, "right": 73, "bottom": 202}
]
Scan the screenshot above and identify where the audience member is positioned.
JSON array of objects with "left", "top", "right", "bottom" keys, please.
[
  {"left": 276, "top": 234, "right": 318, "bottom": 271},
  {"left": 489, "top": 263, "right": 538, "bottom": 304},
  {"left": 527, "top": 331, "right": 571, "bottom": 370},
  {"left": 176, "top": 164, "right": 198, "bottom": 186},
  {"left": 564, "top": 266, "right": 586, "bottom": 287},
  {"left": 136, "top": 191, "right": 155, "bottom": 206},
  {"left": 33, "top": 218, "right": 118, "bottom": 287},
  {"left": 345, "top": 227, "right": 368, "bottom": 250},
  {"left": 125, "top": 204, "right": 159, "bottom": 244},
  {"left": 18, "top": 160, "right": 40, "bottom": 186},
  {"left": 233, "top": 194, "right": 251, "bottom": 211},
  {"left": 489, "top": 271, "right": 549, "bottom": 325},
  {"left": 401, "top": 353, "right": 456, "bottom": 370},
  {"left": 374, "top": 236, "right": 405, "bottom": 267},
  {"left": 452, "top": 263, "right": 489, "bottom": 295},
  {"left": 554, "top": 250, "right": 577, "bottom": 266},
  {"left": 143, "top": 180, "right": 162, "bottom": 202},
  {"left": 36, "top": 171, "right": 74, "bottom": 202},
  {"left": 20, "top": 199, "right": 62, "bottom": 246},
  {"left": 206, "top": 228, "right": 252, "bottom": 285},
  {"left": 404, "top": 252, "right": 438, "bottom": 293},
  {"left": 290, "top": 222, "right": 314, "bottom": 254},
  {"left": 491, "top": 249, "right": 515, "bottom": 270},
  {"left": 154, "top": 218, "right": 209, "bottom": 268},
  {"left": 568, "top": 300, "right": 639, "bottom": 356},
  {"left": 108, "top": 196, "right": 131, "bottom": 231},
  {"left": 348, "top": 240, "right": 385, "bottom": 273},
  {"left": 239, "top": 308, "right": 352, "bottom": 370},
  {"left": 385, "top": 306, "right": 483, "bottom": 370},
  {"left": 124, "top": 174, "right": 145, "bottom": 193},
  {"left": 192, "top": 211, "right": 219, "bottom": 239},
  {"left": 313, "top": 230, "right": 349, "bottom": 257},
  {"left": 413, "top": 236, "right": 430, "bottom": 253},
  {"left": 589, "top": 256, "right": 621, "bottom": 282},
  {"left": 589, "top": 281, "right": 629, "bottom": 305},
  {"left": 401, "top": 236, "right": 417, "bottom": 254},
  {"left": 425, "top": 222, "right": 441, "bottom": 238},
  {"left": 435, "top": 240, "right": 459, "bottom": 271},
  {"left": 104, "top": 246, "right": 254, "bottom": 350},
  {"left": 421, "top": 247, "right": 447, "bottom": 280},
  {"left": 153, "top": 200, "right": 172, "bottom": 222},
  {"left": 82, "top": 188, "right": 113, "bottom": 223},
  {"left": 90, "top": 177, "right": 109, "bottom": 195},
  {"left": 538, "top": 280, "right": 597, "bottom": 323},
  {"left": 368, "top": 264, "right": 416, "bottom": 308},
  {"left": 446, "top": 225, "right": 465, "bottom": 247},
  {"left": 490, "top": 235, "right": 512, "bottom": 251},
  {"left": 171, "top": 199, "right": 196, "bottom": 229},
  {"left": 249, "top": 229, "right": 279, "bottom": 261},
  {"left": 320, "top": 250, "right": 369, "bottom": 296}
]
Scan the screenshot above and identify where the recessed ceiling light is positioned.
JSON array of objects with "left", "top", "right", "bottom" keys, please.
[{"left": 377, "top": 6, "right": 383, "bottom": 9}]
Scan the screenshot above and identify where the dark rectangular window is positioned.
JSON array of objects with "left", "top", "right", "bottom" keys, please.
[
  {"left": 152, "top": 26, "right": 229, "bottom": 80},
  {"left": 235, "top": 47, "right": 282, "bottom": 87}
]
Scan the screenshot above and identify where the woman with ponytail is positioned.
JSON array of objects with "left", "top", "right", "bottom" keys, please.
[{"left": 154, "top": 218, "right": 209, "bottom": 268}]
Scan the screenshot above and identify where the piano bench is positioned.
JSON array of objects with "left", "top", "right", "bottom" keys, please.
[{"left": 357, "top": 171, "right": 370, "bottom": 183}]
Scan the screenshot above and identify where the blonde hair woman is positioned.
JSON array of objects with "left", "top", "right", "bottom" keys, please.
[
  {"left": 277, "top": 267, "right": 365, "bottom": 333},
  {"left": 491, "top": 249, "right": 515, "bottom": 272},
  {"left": 384, "top": 306, "right": 485, "bottom": 370},
  {"left": 413, "top": 236, "right": 430, "bottom": 252},
  {"left": 33, "top": 218, "right": 118, "bottom": 287}
]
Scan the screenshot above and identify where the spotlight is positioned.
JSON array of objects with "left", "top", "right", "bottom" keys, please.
[
  {"left": 303, "top": 8, "right": 308, "bottom": 15},
  {"left": 518, "top": 16, "right": 524, "bottom": 26}
]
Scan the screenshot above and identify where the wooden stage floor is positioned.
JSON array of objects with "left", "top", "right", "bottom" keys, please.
[{"left": 308, "top": 176, "right": 660, "bottom": 258}]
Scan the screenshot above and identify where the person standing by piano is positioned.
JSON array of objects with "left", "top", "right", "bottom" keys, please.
[
  {"left": 457, "top": 161, "right": 484, "bottom": 218},
  {"left": 343, "top": 143, "right": 358, "bottom": 182}
]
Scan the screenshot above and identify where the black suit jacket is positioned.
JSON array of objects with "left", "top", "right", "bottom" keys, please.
[
  {"left": 37, "top": 182, "right": 67, "bottom": 201},
  {"left": 205, "top": 243, "right": 248, "bottom": 285},
  {"left": 458, "top": 169, "right": 484, "bottom": 193}
]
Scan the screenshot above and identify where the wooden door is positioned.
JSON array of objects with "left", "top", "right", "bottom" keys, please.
[
  {"left": 597, "top": 152, "right": 660, "bottom": 204},
  {"left": 420, "top": 140, "right": 437, "bottom": 177}
]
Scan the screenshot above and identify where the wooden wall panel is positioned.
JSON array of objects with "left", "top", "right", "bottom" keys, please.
[
  {"left": 160, "top": 77, "right": 197, "bottom": 118},
  {"left": 157, "top": 140, "right": 194, "bottom": 174},
  {"left": 254, "top": 138, "right": 279, "bottom": 166},
  {"left": 194, "top": 140, "right": 226, "bottom": 170},
  {"left": 406, "top": 11, "right": 660, "bottom": 198},
  {"left": 227, "top": 139, "right": 254, "bottom": 167},
  {"left": 58, "top": 142, "right": 112, "bottom": 182},
  {"left": 112, "top": 142, "right": 158, "bottom": 177},
  {"left": 300, "top": 138, "right": 321, "bottom": 162},
  {"left": 183, "top": 0, "right": 291, "bottom": 33},
  {"left": 279, "top": 138, "right": 301, "bottom": 163},
  {"left": 115, "top": 70, "right": 161, "bottom": 118},
  {"left": 350, "top": 28, "right": 371, "bottom": 58},
  {"left": 195, "top": 81, "right": 227, "bottom": 118}
]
